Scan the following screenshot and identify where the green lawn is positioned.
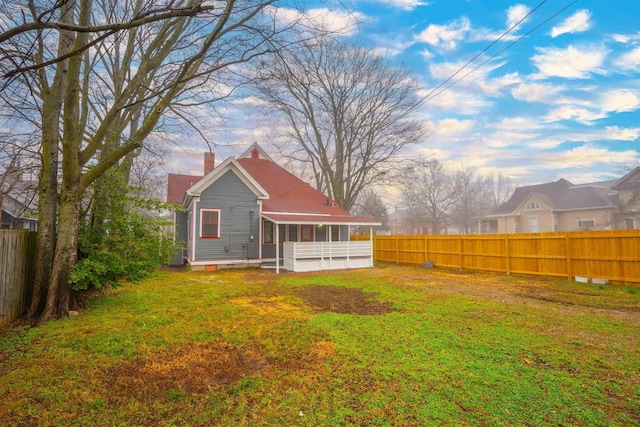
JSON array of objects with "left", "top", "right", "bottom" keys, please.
[{"left": 1, "top": 265, "right": 639, "bottom": 426}]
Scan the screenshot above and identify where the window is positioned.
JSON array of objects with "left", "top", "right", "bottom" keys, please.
[
  {"left": 263, "top": 221, "right": 274, "bottom": 244},
  {"left": 200, "top": 209, "right": 220, "bottom": 238},
  {"left": 288, "top": 224, "right": 298, "bottom": 241},
  {"left": 578, "top": 219, "right": 595, "bottom": 230},
  {"left": 331, "top": 225, "right": 340, "bottom": 241},
  {"left": 526, "top": 202, "right": 540, "bottom": 210},
  {"left": 529, "top": 217, "right": 538, "bottom": 233},
  {"left": 301, "top": 225, "right": 314, "bottom": 242}
]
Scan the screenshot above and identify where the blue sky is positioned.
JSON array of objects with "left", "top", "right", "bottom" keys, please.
[{"left": 168, "top": 0, "right": 640, "bottom": 188}]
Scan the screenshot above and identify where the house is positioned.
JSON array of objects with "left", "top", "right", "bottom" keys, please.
[
  {"left": 0, "top": 175, "right": 38, "bottom": 230},
  {"left": 474, "top": 178, "right": 619, "bottom": 234},
  {"left": 611, "top": 166, "right": 640, "bottom": 230},
  {"left": 167, "top": 144, "right": 380, "bottom": 272}
]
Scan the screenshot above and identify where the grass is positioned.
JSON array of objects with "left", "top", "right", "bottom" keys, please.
[{"left": 1, "top": 265, "right": 639, "bottom": 426}]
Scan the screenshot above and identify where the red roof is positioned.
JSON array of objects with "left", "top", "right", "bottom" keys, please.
[
  {"left": 167, "top": 155, "right": 379, "bottom": 225},
  {"left": 167, "top": 173, "right": 202, "bottom": 204},
  {"left": 237, "top": 157, "right": 361, "bottom": 217}
]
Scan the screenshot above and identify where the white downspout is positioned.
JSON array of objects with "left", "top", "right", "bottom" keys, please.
[{"left": 275, "top": 223, "right": 280, "bottom": 274}]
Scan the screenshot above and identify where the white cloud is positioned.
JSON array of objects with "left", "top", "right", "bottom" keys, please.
[
  {"left": 415, "top": 17, "right": 471, "bottom": 50},
  {"left": 492, "top": 117, "right": 543, "bottom": 131},
  {"left": 531, "top": 45, "right": 607, "bottom": 79},
  {"left": 550, "top": 9, "right": 591, "bottom": 38},
  {"left": 369, "top": 0, "right": 429, "bottom": 11},
  {"left": 601, "top": 89, "right": 640, "bottom": 113},
  {"left": 543, "top": 106, "right": 606, "bottom": 125},
  {"left": 611, "top": 32, "right": 640, "bottom": 44},
  {"left": 419, "top": 87, "right": 490, "bottom": 114},
  {"left": 511, "top": 82, "right": 564, "bottom": 102},
  {"left": 507, "top": 4, "right": 531, "bottom": 28},
  {"left": 614, "top": 47, "right": 640, "bottom": 71},
  {"left": 271, "top": 7, "right": 363, "bottom": 35},
  {"left": 540, "top": 144, "right": 638, "bottom": 168},
  {"left": 435, "top": 118, "right": 475, "bottom": 135},
  {"left": 602, "top": 126, "right": 640, "bottom": 141}
]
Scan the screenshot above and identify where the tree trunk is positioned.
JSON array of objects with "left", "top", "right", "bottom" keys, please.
[
  {"left": 27, "top": 100, "right": 61, "bottom": 322},
  {"left": 36, "top": 183, "right": 81, "bottom": 324}
]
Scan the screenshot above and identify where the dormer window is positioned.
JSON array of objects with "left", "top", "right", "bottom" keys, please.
[{"left": 526, "top": 202, "right": 540, "bottom": 210}]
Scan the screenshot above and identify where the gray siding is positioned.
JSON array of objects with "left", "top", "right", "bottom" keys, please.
[
  {"left": 169, "top": 211, "right": 189, "bottom": 265},
  {"left": 194, "top": 170, "right": 260, "bottom": 261}
]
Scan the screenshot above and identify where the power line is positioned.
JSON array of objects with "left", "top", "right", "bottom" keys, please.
[
  {"left": 425, "top": 0, "right": 579, "bottom": 105},
  {"left": 420, "top": 0, "right": 578, "bottom": 105}
]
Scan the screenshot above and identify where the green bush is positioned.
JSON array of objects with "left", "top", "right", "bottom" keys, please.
[{"left": 70, "top": 178, "right": 180, "bottom": 291}]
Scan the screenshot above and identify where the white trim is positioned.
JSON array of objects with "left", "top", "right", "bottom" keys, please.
[
  {"left": 262, "top": 214, "right": 380, "bottom": 226},
  {"left": 577, "top": 219, "right": 596, "bottom": 230},
  {"left": 200, "top": 208, "right": 221, "bottom": 238},
  {"left": 188, "top": 259, "right": 262, "bottom": 266},
  {"left": 191, "top": 199, "right": 198, "bottom": 260},
  {"left": 238, "top": 143, "right": 274, "bottom": 161},
  {"left": 263, "top": 211, "right": 331, "bottom": 217},
  {"left": 186, "top": 157, "right": 268, "bottom": 201}
]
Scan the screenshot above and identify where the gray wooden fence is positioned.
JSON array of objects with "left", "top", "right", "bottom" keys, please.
[{"left": 0, "top": 230, "right": 36, "bottom": 327}]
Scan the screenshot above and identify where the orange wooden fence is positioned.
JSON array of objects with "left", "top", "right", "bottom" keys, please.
[{"left": 352, "top": 230, "right": 640, "bottom": 284}]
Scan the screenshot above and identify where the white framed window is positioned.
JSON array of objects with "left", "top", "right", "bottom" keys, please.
[
  {"left": 578, "top": 219, "right": 595, "bottom": 230},
  {"left": 529, "top": 216, "right": 538, "bottom": 233},
  {"left": 200, "top": 209, "right": 220, "bottom": 238},
  {"left": 263, "top": 221, "right": 274, "bottom": 244},
  {"left": 526, "top": 202, "right": 540, "bottom": 210}
]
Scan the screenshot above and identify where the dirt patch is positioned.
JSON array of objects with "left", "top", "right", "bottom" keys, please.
[
  {"left": 107, "top": 342, "right": 268, "bottom": 398},
  {"left": 295, "top": 285, "right": 395, "bottom": 315}
]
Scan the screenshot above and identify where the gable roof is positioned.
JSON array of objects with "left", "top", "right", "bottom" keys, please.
[
  {"left": 612, "top": 166, "right": 640, "bottom": 190},
  {"left": 167, "top": 173, "right": 202, "bottom": 204},
  {"left": 167, "top": 146, "right": 380, "bottom": 226},
  {"left": 186, "top": 157, "right": 268, "bottom": 201},
  {"left": 491, "top": 178, "right": 614, "bottom": 216},
  {"left": 237, "top": 156, "right": 378, "bottom": 225}
]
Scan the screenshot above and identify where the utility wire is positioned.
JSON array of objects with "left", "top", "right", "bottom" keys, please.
[
  {"left": 420, "top": 0, "right": 578, "bottom": 105},
  {"left": 424, "top": 0, "right": 579, "bottom": 104}
]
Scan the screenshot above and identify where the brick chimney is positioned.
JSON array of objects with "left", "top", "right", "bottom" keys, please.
[{"left": 204, "top": 152, "right": 215, "bottom": 175}]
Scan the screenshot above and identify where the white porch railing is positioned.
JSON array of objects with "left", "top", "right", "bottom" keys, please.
[{"left": 283, "top": 241, "right": 374, "bottom": 272}]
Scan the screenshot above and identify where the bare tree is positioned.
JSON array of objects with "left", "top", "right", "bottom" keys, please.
[
  {"left": 401, "top": 159, "right": 454, "bottom": 235},
  {"left": 450, "top": 167, "right": 492, "bottom": 234},
  {"left": 254, "top": 35, "right": 426, "bottom": 212},
  {"left": 353, "top": 190, "right": 389, "bottom": 235},
  {"left": 484, "top": 172, "right": 514, "bottom": 209},
  {"left": 0, "top": 0, "right": 304, "bottom": 324}
]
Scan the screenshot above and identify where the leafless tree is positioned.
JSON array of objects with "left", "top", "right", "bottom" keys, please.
[
  {"left": 353, "top": 189, "right": 389, "bottom": 235},
  {"left": 0, "top": 0, "right": 309, "bottom": 324},
  {"left": 449, "top": 167, "right": 492, "bottom": 234},
  {"left": 483, "top": 172, "right": 514, "bottom": 209},
  {"left": 254, "top": 35, "right": 426, "bottom": 212},
  {"left": 401, "top": 159, "right": 454, "bottom": 235}
]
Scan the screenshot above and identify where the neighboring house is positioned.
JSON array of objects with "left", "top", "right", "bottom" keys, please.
[
  {"left": 475, "top": 178, "right": 619, "bottom": 234},
  {"left": 611, "top": 166, "right": 640, "bottom": 230},
  {"left": 0, "top": 177, "right": 38, "bottom": 230},
  {"left": 167, "top": 144, "right": 380, "bottom": 272}
]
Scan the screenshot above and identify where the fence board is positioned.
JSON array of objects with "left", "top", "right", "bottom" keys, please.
[
  {"left": 353, "top": 230, "right": 640, "bottom": 284},
  {"left": 0, "top": 230, "right": 36, "bottom": 326}
]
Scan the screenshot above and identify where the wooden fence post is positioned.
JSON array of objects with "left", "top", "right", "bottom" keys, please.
[
  {"left": 505, "top": 235, "right": 511, "bottom": 276},
  {"left": 565, "top": 234, "right": 573, "bottom": 280},
  {"left": 424, "top": 236, "right": 429, "bottom": 263},
  {"left": 458, "top": 235, "right": 463, "bottom": 271},
  {"left": 395, "top": 236, "right": 400, "bottom": 264}
]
